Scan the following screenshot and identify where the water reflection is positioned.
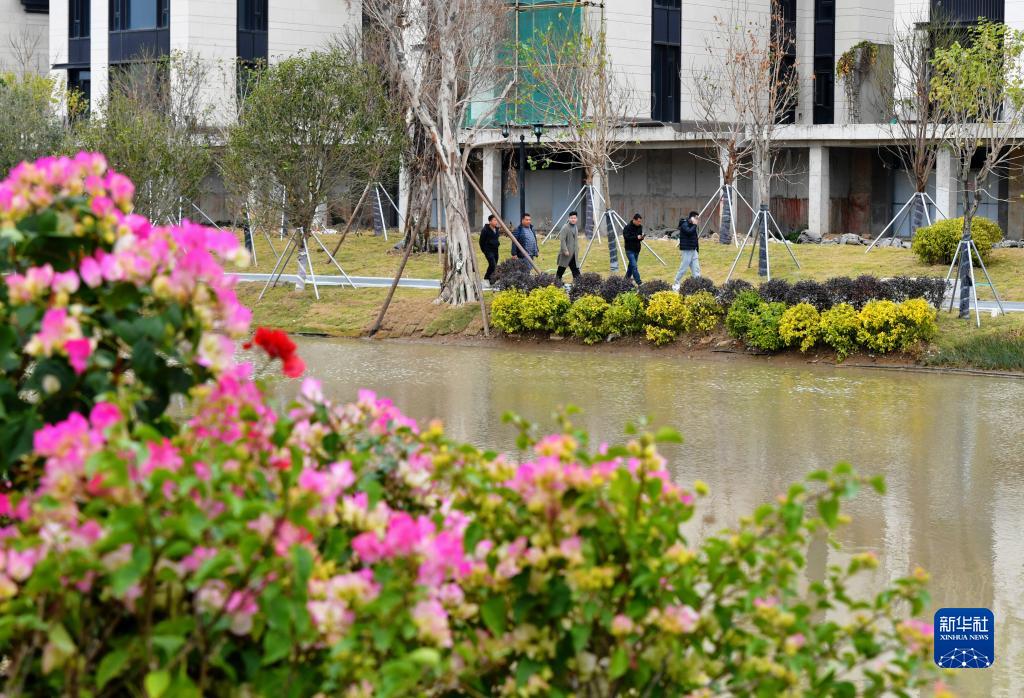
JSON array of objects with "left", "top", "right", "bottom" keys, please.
[{"left": 273, "top": 338, "right": 1024, "bottom": 696}]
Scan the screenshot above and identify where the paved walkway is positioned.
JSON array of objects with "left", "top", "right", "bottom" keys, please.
[{"left": 232, "top": 273, "right": 1024, "bottom": 313}]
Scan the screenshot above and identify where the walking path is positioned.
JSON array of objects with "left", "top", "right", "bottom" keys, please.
[{"left": 231, "top": 273, "right": 1024, "bottom": 313}]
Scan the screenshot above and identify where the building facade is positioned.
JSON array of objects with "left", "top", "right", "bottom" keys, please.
[
  {"left": 47, "top": 0, "right": 361, "bottom": 117},
  {"left": 1, "top": 0, "right": 50, "bottom": 75},
  {"left": 466, "top": 0, "right": 1024, "bottom": 240}
]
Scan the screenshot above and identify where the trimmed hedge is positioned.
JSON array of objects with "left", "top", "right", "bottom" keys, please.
[{"left": 913, "top": 216, "right": 1002, "bottom": 265}]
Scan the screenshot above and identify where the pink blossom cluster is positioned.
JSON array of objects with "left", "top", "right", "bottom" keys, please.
[
  {"left": 0, "top": 152, "right": 132, "bottom": 224},
  {"left": 2, "top": 152, "right": 252, "bottom": 382},
  {"left": 307, "top": 569, "right": 381, "bottom": 645}
]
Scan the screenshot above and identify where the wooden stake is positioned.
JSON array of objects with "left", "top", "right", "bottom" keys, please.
[{"left": 329, "top": 182, "right": 371, "bottom": 258}]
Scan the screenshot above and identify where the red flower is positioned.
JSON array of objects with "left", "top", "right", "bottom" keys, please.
[{"left": 245, "top": 327, "right": 305, "bottom": 378}]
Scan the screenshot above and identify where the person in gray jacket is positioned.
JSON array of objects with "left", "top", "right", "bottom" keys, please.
[{"left": 556, "top": 211, "right": 582, "bottom": 283}]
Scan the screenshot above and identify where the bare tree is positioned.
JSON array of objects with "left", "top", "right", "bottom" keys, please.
[
  {"left": 364, "top": 0, "right": 514, "bottom": 305},
  {"left": 713, "top": 1, "right": 799, "bottom": 275},
  {"left": 930, "top": 20, "right": 1024, "bottom": 319},
  {"left": 883, "top": 14, "right": 955, "bottom": 234},
  {"left": 693, "top": 10, "right": 756, "bottom": 245},
  {"left": 517, "top": 11, "right": 636, "bottom": 258}
]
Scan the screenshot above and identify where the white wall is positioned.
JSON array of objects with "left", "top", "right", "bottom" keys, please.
[
  {"left": 90, "top": 0, "right": 109, "bottom": 112},
  {"left": 268, "top": 0, "right": 362, "bottom": 60},
  {"left": 0, "top": 0, "right": 48, "bottom": 75},
  {"left": 170, "top": 0, "right": 237, "bottom": 125},
  {"left": 834, "top": 0, "right": 892, "bottom": 124},
  {"left": 48, "top": 0, "right": 68, "bottom": 86},
  {"left": 603, "top": 0, "right": 652, "bottom": 119}
]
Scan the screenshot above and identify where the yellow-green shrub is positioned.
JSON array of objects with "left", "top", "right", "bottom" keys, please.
[
  {"left": 520, "top": 285, "right": 570, "bottom": 333},
  {"left": 779, "top": 303, "right": 822, "bottom": 352},
  {"left": 567, "top": 294, "right": 610, "bottom": 344},
  {"left": 681, "top": 291, "right": 724, "bottom": 334},
  {"left": 820, "top": 303, "right": 860, "bottom": 361},
  {"left": 603, "top": 291, "right": 646, "bottom": 336},
  {"left": 491, "top": 289, "right": 527, "bottom": 334},
  {"left": 896, "top": 298, "right": 938, "bottom": 346},
  {"left": 644, "top": 291, "right": 688, "bottom": 346},
  {"left": 912, "top": 216, "right": 1002, "bottom": 265},
  {"left": 746, "top": 302, "right": 788, "bottom": 351},
  {"left": 857, "top": 300, "right": 905, "bottom": 353}
]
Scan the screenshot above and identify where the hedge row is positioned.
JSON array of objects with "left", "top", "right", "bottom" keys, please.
[
  {"left": 491, "top": 260, "right": 947, "bottom": 312},
  {"left": 726, "top": 291, "right": 939, "bottom": 360},
  {"left": 491, "top": 283, "right": 940, "bottom": 359}
]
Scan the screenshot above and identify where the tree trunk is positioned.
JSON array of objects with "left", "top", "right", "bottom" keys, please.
[
  {"left": 719, "top": 183, "right": 734, "bottom": 245},
  {"left": 755, "top": 150, "right": 771, "bottom": 277},
  {"left": 594, "top": 169, "right": 619, "bottom": 272},
  {"left": 909, "top": 188, "right": 926, "bottom": 237},
  {"left": 438, "top": 154, "right": 480, "bottom": 305},
  {"left": 958, "top": 177, "right": 977, "bottom": 320}
]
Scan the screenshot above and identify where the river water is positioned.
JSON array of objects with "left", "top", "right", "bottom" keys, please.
[{"left": 277, "top": 338, "right": 1024, "bottom": 696}]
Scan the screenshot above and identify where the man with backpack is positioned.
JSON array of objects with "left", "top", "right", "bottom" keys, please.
[{"left": 672, "top": 210, "right": 701, "bottom": 290}]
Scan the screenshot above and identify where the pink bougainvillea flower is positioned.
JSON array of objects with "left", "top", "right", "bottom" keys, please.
[
  {"left": 89, "top": 402, "right": 121, "bottom": 430},
  {"left": 64, "top": 338, "right": 92, "bottom": 375}
]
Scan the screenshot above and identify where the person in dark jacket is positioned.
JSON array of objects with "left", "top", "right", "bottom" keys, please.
[
  {"left": 622, "top": 213, "right": 644, "bottom": 285},
  {"left": 511, "top": 213, "right": 539, "bottom": 263},
  {"left": 479, "top": 214, "right": 501, "bottom": 282},
  {"left": 673, "top": 210, "right": 701, "bottom": 289}
]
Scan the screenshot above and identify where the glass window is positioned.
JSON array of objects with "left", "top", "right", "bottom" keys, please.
[
  {"left": 70, "top": 0, "right": 90, "bottom": 38},
  {"left": 129, "top": 0, "right": 157, "bottom": 29}
]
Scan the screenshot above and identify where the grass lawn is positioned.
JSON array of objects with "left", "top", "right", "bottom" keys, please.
[
  {"left": 923, "top": 312, "right": 1024, "bottom": 371},
  {"left": 236, "top": 229, "right": 1024, "bottom": 301}
]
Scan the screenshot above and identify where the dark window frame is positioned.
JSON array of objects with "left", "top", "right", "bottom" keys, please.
[
  {"left": 813, "top": 0, "right": 834, "bottom": 124},
  {"left": 70, "top": 0, "right": 90, "bottom": 39},
  {"left": 651, "top": 0, "right": 681, "bottom": 123},
  {"left": 109, "top": 0, "right": 170, "bottom": 32}
]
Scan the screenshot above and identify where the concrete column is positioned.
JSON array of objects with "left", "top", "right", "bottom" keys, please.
[
  {"left": 808, "top": 146, "right": 830, "bottom": 235},
  {"left": 170, "top": 0, "right": 236, "bottom": 127},
  {"left": 480, "top": 148, "right": 502, "bottom": 225},
  {"left": 89, "top": 0, "right": 109, "bottom": 114},
  {"left": 935, "top": 148, "right": 958, "bottom": 219},
  {"left": 1008, "top": 159, "right": 1024, "bottom": 241}
]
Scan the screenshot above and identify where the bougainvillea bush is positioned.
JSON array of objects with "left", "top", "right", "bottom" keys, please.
[{"left": 0, "top": 155, "right": 946, "bottom": 696}]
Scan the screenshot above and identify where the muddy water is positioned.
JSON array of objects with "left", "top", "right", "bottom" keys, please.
[{"left": 275, "top": 338, "right": 1024, "bottom": 696}]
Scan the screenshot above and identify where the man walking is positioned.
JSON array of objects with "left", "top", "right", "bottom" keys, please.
[
  {"left": 556, "top": 211, "right": 582, "bottom": 285},
  {"left": 479, "top": 214, "right": 500, "bottom": 283},
  {"left": 622, "top": 213, "right": 644, "bottom": 285},
  {"left": 511, "top": 212, "right": 539, "bottom": 263},
  {"left": 673, "top": 210, "right": 701, "bottom": 290}
]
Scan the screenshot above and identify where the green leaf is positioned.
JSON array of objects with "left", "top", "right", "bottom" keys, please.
[
  {"left": 481, "top": 595, "right": 507, "bottom": 636},
  {"left": 408, "top": 647, "right": 441, "bottom": 667},
  {"left": 145, "top": 670, "right": 171, "bottom": 698},
  {"left": 262, "top": 629, "right": 291, "bottom": 665},
  {"left": 868, "top": 475, "right": 887, "bottom": 495},
  {"left": 48, "top": 623, "right": 75, "bottom": 654},
  {"left": 653, "top": 426, "right": 683, "bottom": 443},
  {"left": 818, "top": 497, "right": 840, "bottom": 528},
  {"left": 97, "top": 648, "right": 131, "bottom": 689},
  {"left": 609, "top": 647, "right": 629, "bottom": 678}
]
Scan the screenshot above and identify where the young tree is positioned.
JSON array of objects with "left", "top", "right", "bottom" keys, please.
[
  {"left": 930, "top": 20, "right": 1024, "bottom": 319},
  {"left": 713, "top": 2, "right": 799, "bottom": 275},
  {"left": 74, "top": 52, "right": 212, "bottom": 223},
  {"left": 364, "top": 0, "right": 514, "bottom": 305},
  {"left": 517, "top": 11, "right": 636, "bottom": 262},
  {"left": 224, "top": 47, "right": 404, "bottom": 240},
  {"left": 884, "top": 14, "right": 955, "bottom": 234},
  {"left": 0, "top": 72, "right": 68, "bottom": 176}
]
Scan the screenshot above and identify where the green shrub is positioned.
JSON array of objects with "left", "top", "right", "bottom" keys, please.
[
  {"left": 603, "top": 291, "right": 647, "bottom": 337},
  {"left": 520, "top": 285, "right": 570, "bottom": 333},
  {"left": 680, "top": 291, "right": 724, "bottom": 334},
  {"left": 912, "top": 216, "right": 1002, "bottom": 265},
  {"left": 567, "top": 294, "right": 610, "bottom": 344},
  {"left": 857, "top": 300, "right": 905, "bottom": 353},
  {"left": 746, "top": 302, "right": 788, "bottom": 352},
  {"left": 490, "top": 289, "right": 528, "bottom": 334},
  {"left": 779, "top": 303, "right": 822, "bottom": 352},
  {"left": 725, "top": 290, "right": 765, "bottom": 340},
  {"left": 820, "top": 303, "right": 861, "bottom": 361}
]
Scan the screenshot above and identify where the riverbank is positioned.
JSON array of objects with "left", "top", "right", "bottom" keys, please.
[{"left": 237, "top": 285, "right": 1024, "bottom": 374}]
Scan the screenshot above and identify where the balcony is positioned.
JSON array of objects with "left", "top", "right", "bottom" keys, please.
[
  {"left": 932, "top": 0, "right": 1004, "bottom": 24},
  {"left": 108, "top": 28, "right": 170, "bottom": 63},
  {"left": 20, "top": 0, "right": 48, "bottom": 13}
]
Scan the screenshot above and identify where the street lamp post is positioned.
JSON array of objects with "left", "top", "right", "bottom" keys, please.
[{"left": 502, "top": 123, "right": 544, "bottom": 222}]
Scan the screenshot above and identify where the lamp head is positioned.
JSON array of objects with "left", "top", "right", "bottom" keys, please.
[
  {"left": 501, "top": 124, "right": 510, "bottom": 139},
  {"left": 532, "top": 123, "right": 544, "bottom": 143}
]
